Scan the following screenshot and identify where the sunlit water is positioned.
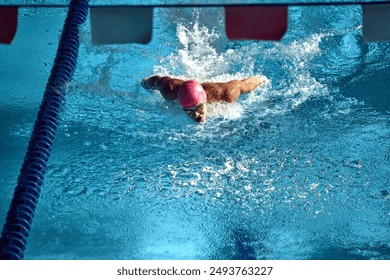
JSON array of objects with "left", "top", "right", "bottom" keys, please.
[{"left": 1, "top": 6, "right": 389, "bottom": 259}]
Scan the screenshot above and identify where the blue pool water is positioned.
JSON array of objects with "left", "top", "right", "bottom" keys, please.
[{"left": 1, "top": 4, "right": 390, "bottom": 259}]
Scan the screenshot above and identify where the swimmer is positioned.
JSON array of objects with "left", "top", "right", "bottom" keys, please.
[{"left": 141, "top": 75, "right": 268, "bottom": 123}]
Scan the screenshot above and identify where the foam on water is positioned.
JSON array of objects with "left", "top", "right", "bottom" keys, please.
[{"left": 152, "top": 9, "right": 330, "bottom": 121}]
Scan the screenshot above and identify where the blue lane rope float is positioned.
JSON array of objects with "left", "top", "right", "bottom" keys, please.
[{"left": 0, "top": 0, "right": 89, "bottom": 260}]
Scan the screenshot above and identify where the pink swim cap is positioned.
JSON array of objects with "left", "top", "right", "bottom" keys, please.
[{"left": 178, "top": 80, "right": 207, "bottom": 108}]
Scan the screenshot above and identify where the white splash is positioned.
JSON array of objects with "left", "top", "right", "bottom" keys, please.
[
  {"left": 154, "top": 12, "right": 328, "bottom": 120},
  {"left": 155, "top": 21, "right": 231, "bottom": 81}
]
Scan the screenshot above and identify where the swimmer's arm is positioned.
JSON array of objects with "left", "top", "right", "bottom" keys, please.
[
  {"left": 141, "top": 75, "right": 161, "bottom": 91},
  {"left": 229, "top": 76, "right": 268, "bottom": 94},
  {"left": 141, "top": 75, "right": 184, "bottom": 101}
]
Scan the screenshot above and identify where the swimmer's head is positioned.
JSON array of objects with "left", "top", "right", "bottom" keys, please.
[
  {"left": 182, "top": 103, "right": 207, "bottom": 123},
  {"left": 179, "top": 80, "right": 207, "bottom": 123}
]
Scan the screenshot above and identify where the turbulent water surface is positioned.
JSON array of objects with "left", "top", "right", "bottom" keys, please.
[{"left": 0, "top": 5, "right": 389, "bottom": 259}]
